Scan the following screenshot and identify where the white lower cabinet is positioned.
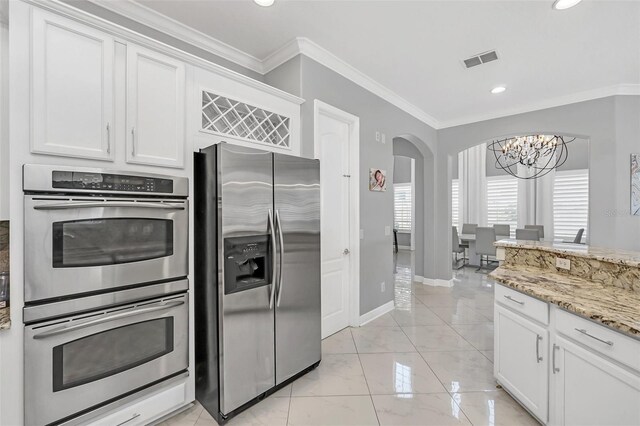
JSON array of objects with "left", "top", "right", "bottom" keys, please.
[
  {"left": 495, "top": 284, "right": 640, "bottom": 426},
  {"left": 495, "top": 304, "right": 549, "bottom": 422},
  {"left": 552, "top": 335, "right": 640, "bottom": 426}
]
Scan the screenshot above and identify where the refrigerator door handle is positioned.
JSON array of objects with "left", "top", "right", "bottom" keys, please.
[
  {"left": 275, "top": 209, "right": 284, "bottom": 307},
  {"left": 268, "top": 209, "right": 277, "bottom": 310}
]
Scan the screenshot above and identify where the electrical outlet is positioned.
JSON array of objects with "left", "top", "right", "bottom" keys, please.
[
  {"left": 384, "top": 226, "right": 391, "bottom": 236},
  {"left": 556, "top": 257, "right": 571, "bottom": 270},
  {"left": 381, "top": 281, "right": 386, "bottom": 292},
  {"left": 381, "top": 133, "right": 386, "bottom": 144},
  {"left": 375, "top": 131, "right": 380, "bottom": 142}
]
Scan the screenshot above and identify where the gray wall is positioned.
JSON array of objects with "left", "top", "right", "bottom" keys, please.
[
  {"left": 436, "top": 95, "right": 640, "bottom": 280},
  {"left": 266, "top": 55, "right": 437, "bottom": 315},
  {"left": 60, "top": 0, "right": 264, "bottom": 80},
  {"left": 393, "top": 156, "right": 412, "bottom": 184}
]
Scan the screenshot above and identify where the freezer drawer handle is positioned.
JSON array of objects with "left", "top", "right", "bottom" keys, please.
[
  {"left": 33, "top": 300, "right": 185, "bottom": 339},
  {"left": 268, "top": 209, "right": 277, "bottom": 310},
  {"left": 276, "top": 209, "right": 284, "bottom": 307},
  {"left": 34, "top": 201, "right": 185, "bottom": 210}
]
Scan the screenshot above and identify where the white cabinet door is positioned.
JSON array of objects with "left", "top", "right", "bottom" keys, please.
[
  {"left": 126, "top": 45, "right": 185, "bottom": 168},
  {"left": 31, "top": 9, "right": 114, "bottom": 161},
  {"left": 553, "top": 335, "right": 640, "bottom": 426},
  {"left": 495, "top": 305, "right": 549, "bottom": 422}
]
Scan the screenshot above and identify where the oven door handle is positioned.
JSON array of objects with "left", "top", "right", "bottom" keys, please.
[
  {"left": 32, "top": 300, "right": 185, "bottom": 339},
  {"left": 33, "top": 201, "right": 185, "bottom": 210}
]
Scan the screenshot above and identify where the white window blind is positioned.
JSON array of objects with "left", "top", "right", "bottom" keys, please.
[
  {"left": 394, "top": 183, "right": 412, "bottom": 232},
  {"left": 486, "top": 175, "right": 518, "bottom": 237},
  {"left": 554, "top": 169, "right": 589, "bottom": 241},
  {"left": 451, "top": 179, "right": 459, "bottom": 231}
]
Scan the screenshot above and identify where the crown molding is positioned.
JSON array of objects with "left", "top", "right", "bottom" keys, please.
[
  {"left": 88, "top": 0, "right": 264, "bottom": 73},
  {"left": 438, "top": 83, "right": 640, "bottom": 129},
  {"left": 77, "top": 1, "right": 640, "bottom": 131},
  {"left": 293, "top": 38, "right": 440, "bottom": 129}
]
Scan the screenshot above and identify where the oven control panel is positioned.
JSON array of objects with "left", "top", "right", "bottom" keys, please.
[{"left": 52, "top": 171, "right": 174, "bottom": 193}]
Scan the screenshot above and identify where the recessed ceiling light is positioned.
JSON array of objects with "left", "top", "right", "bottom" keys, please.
[
  {"left": 552, "top": 0, "right": 583, "bottom": 10},
  {"left": 491, "top": 86, "right": 506, "bottom": 94},
  {"left": 254, "top": 0, "right": 275, "bottom": 6}
]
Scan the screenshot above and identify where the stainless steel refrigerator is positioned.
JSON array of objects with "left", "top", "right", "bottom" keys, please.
[{"left": 194, "top": 143, "right": 321, "bottom": 423}]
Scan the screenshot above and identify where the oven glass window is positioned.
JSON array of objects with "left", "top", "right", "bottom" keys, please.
[
  {"left": 52, "top": 318, "right": 174, "bottom": 391},
  {"left": 52, "top": 218, "right": 174, "bottom": 268}
]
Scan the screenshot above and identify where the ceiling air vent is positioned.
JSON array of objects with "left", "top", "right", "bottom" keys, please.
[{"left": 463, "top": 50, "right": 499, "bottom": 69}]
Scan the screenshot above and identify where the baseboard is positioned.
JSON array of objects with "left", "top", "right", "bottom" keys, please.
[
  {"left": 413, "top": 275, "right": 424, "bottom": 284},
  {"left": 422, "top": 278, "right": 454, "bottom": 288},
  {"left": 358, "top": 301, "right": 395, "bottom": 326},
  {"left": 397, "top": 245, "right": 412, "bottom": 250}
]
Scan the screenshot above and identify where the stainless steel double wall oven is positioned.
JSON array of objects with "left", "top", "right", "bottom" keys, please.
[{"left": 23, "top": 165, "right": 190, "bottom": 426}]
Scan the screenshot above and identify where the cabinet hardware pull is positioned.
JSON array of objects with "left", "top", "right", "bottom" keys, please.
[
  {"left": 131, "top": 127, "right": 136, "bottom": 156},
  {"left": 552, "top": 343, "right": 560, "bottom": 373},
  {"left": 536, "top": 335, "right": 543, "bottom": 363},
  {"left": 574, "top": 328, "right": 614, "bottom": 346},
  {"left": 503, "top": 295, "right": 524, "bottom": 305},
  {"left": 106, "top": 123, "right": 111, "bottom": 154}
]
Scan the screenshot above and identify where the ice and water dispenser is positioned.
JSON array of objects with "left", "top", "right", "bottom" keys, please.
[{"left": 223, "top": 235, "right": 272, "bottom": 295}]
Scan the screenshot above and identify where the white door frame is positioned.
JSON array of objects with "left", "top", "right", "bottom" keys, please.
[{"left": 314, "top": 100, "right": 360, "bottom": 328}]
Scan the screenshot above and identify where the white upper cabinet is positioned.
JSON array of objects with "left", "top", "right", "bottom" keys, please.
[
  {"left": 31, "top": 9, "right": 114, "bottom": 161},
  {"left": 126, "top": 45, "right": 185, "bottom": 168}
]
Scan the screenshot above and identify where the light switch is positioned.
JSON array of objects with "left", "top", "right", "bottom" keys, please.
[
  {"left": 382, "top": 133, "right": 386, "bottom": 144},
  {"left": 385, "top": 226, "right": 391, "bottom": 236}
]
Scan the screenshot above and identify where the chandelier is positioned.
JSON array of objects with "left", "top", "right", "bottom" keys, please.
[{"left": 487, "top": 134, "right": 574, "bottom": 179}]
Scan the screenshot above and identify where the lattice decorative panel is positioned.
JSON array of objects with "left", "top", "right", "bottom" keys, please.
[{"left": 202, "top": 91, "right": 291, "bottom": 149}]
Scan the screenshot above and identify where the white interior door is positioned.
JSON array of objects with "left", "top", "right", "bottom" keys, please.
[{"left": 317, "top": 112, "right": 351, "bottom": 339}]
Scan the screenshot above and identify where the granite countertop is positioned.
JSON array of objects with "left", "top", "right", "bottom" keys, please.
[
  {"left": 495, "top": 239, "right": 640, "bottom": 268},
  {"left": 490, "top": 264, "right": 640, "bottom": 339},
  {"left": 0, "top": 307, "right": 9, "bottom": 330}
]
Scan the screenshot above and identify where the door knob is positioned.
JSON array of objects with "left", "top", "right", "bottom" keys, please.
[{"left": 343, "top": 248, "right": 350, "bottom": 255}]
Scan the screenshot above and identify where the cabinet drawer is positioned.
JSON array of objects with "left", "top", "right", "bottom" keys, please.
[
  {"left": 555, "top": 308, "right": 640, "bottom": 372},
  {"left": 495, "top": 284, "right": 549, "bottom": 325},
  {"left": 88, "top": 381, "right": 187, "bottom": 426}
]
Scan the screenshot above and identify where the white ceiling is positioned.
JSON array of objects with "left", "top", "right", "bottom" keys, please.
[{"left": 134, "top": 0, "right": 640, "bottom": 127}]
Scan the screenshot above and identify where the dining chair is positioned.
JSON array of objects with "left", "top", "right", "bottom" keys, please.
[
  {"left": 475, "top": 227, "right": 497, "bottom": 271},
  {"left": 515, "top": 228, "right": 540, "bottom": 241},
  {"left": 460, "top": 223, "right": 477, "bottom": 250},
  {"left": 573, "top": 228, "right": 585, "bottom": 244},
  {"left": 493, "top": 224, "right": 510, "bottom": 238},
  {"left": 525, "top": 225, "right": 545, "bottom": 239},
  {"left": 452, "top": 226, "right": 466, "bottom": 269}
]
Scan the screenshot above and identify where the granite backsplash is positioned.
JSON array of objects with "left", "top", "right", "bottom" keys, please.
[{"left": 503, "top": 246, "right": 640, "bottom": 294}]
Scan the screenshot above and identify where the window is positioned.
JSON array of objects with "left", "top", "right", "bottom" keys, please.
[
  {"left": 486, "top": 176, "right": 518, "bottom": 237},
  {"left": 451, "top": 179, "right": 459, "bottom": 231},
  {"left": 394, "top": 183, "right": 412, "bottom": 232},
  {"left": 554, "top": 169, "right": 589, "bottom": 241}
]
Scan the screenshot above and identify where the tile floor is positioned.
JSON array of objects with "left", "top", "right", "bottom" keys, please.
[{"left": 161, "top": 251, "right": 539, "bottom": 426}]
